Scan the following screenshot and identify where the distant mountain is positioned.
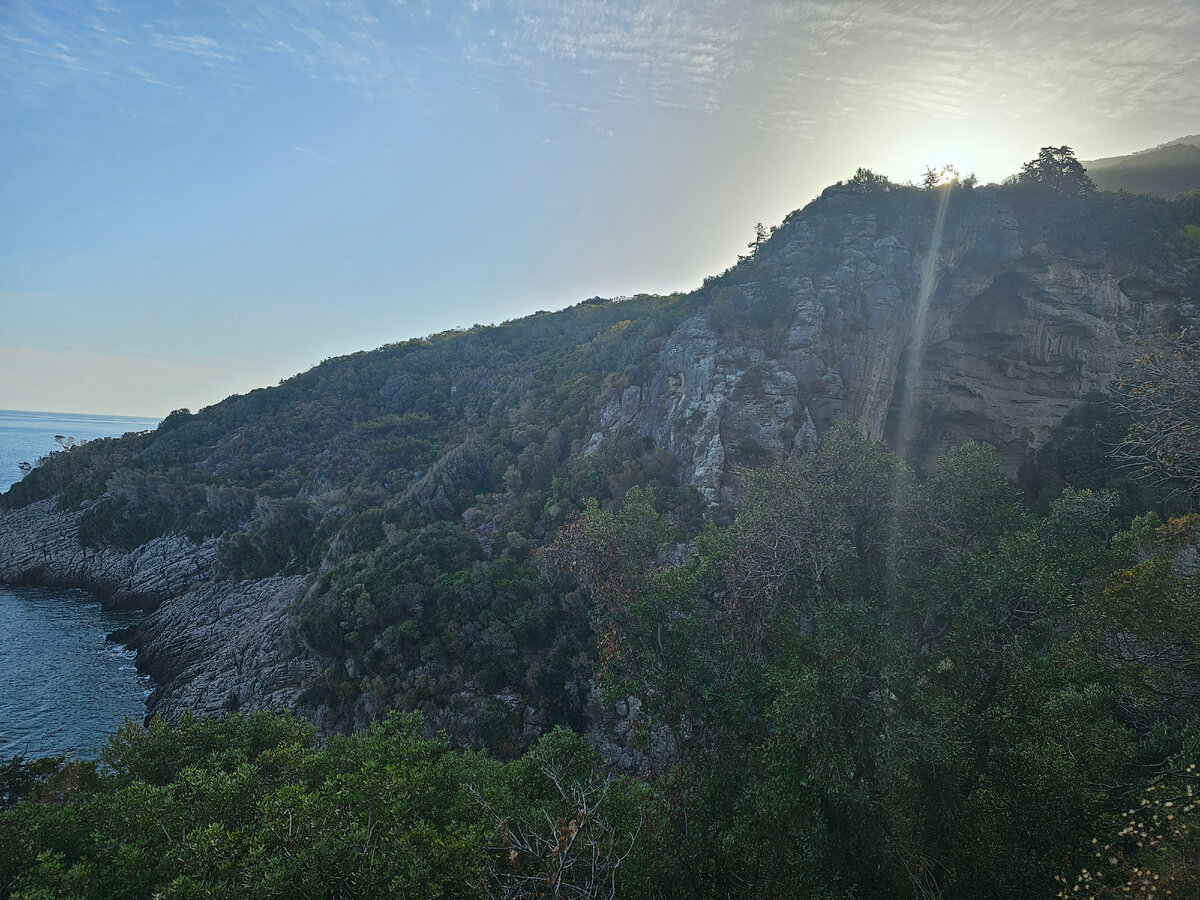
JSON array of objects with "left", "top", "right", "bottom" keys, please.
[{"left": 1083, "top": 134, "right": 1200, "bottom": 197}]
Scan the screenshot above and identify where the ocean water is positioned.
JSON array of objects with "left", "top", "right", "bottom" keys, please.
[
  {"left": 0, "top": 408, "right": 160, "bottom": 494},
  {"left": 0, "top": 587, "right": 150, "bottom": 759},
  {"left": 0, "top": 410, "right": 161, "bottom": 758}
]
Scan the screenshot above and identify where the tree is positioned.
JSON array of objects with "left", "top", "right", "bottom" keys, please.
[
  {"left": 922, "top": 164, "right": 960, "bottom": 189},
  {"left": 739, "top": 222, "right": 772, "bottom": 262},
  {"left": 545, "top": 426, "right": 1136, "bottom": 898},
  {"left": 1019, "top": 145, "right": 1096, "bottom": 195},
  {"left": 472, "top": 728, "right": 647, "bottom": 900},
  {"left": 1056, "top": 764, "right": 1200, "bottom": 899},
  {"left": 847, "top": 166, "right": 893, "bottom": 193},
  {"left": 1114, "top": 329, "right": 1200, "bottom": 497},
  {"left": 747, "top": 222, "right": 769, "bottom": 258}
]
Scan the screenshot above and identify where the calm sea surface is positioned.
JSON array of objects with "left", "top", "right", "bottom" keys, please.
[
  {"left": 0, "top": 410, "right": 161, "bottom": 758},
  {"left": 0, "top": 587, "right": 149, "bottom": 758}
]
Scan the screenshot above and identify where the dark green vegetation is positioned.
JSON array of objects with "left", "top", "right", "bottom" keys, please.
[
  {"left": 6, "top": 292, "right": 706, "bottom": 743},
  {"left": 6, "top": 159, "right": 1200, "bottom": 897},
  {"left": 543, "top": 428, "right": 1200, "bottom": 898},
  {"left": 1, "top": 712, "right": 649, "bottom": 899},
  {"left": 6, "top": 428, "right": 1200, "bottom": 898},
  {"left": 1085, "top": 135, "right": 1200, "bottom": 199}
]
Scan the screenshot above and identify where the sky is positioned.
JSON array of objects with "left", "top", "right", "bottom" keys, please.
[{"left": 2, "top": 0, "right": 1198, "bottom": 418}]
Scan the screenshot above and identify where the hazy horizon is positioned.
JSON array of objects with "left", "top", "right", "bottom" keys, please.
[{"left": 4, "top": 0, "right": 1198, "bottom": 418}]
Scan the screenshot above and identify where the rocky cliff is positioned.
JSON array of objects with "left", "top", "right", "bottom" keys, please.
[
  {"left": 0, "top": 499, "right": 320, "bottom": 722},
  {"left": 0, "top": 499, "right": 216, "bottom": 607},
  {"left": 594, "top": 188, "right": 1189, "bottom": 506}
]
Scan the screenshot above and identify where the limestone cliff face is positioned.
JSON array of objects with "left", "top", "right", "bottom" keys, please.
[
  {"left": 595, "top": 190, "right": 1180, "bottom": 504},
  {"left": 0, "top": 500, "right": 319, "bottom": 722}
]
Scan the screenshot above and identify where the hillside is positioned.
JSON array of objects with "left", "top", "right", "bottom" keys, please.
[
  {"left": 2, "top": 178, "right": 1200, "bottom": 755},
  {"left": 1084, "top": 134, "right": 1200, "bottom": 197}
]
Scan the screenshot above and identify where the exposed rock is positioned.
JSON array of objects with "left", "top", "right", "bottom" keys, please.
[
  {"left": 0, "top": 500, "right": 216, "bottom": 609},
  {"left": 597, "top": 193, "right": 1171, "bottom": 503},
  {"left": 586, "top": 690, "right": 675, "bottom": 778},
  {"left": 126, "top": 576, "right": 318, "bottom": 722},
  {"left": 0, "top": 500, "right": 320, "bottom": 726}
]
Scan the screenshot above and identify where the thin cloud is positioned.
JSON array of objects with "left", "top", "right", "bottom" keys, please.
[
  {"left": 293, "top": 145, "right": 342, "bottom": 168},
  {"left": 147, "top": 32, "right": 236, "bottom": 64},
  {"left": 126, "top": 65, "right": 183, "bottom": 90},
  {"left": 1, "top": 0, "right": 1196, "bottom": 137}
]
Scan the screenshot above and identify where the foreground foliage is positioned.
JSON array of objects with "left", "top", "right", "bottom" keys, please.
[
  {"left": 0, "top": 712, "right": 648, "bottom": 900},
  {"left": 544, "top": 427, "right": 1200, "bottom": 898}
]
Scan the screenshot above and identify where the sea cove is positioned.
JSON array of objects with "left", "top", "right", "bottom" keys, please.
[
  {"left": 0, "top": 410, "right": 160, "bottom": 757},
  {"left": 0, "top": 585, "right": 148, "bottom": 758}
]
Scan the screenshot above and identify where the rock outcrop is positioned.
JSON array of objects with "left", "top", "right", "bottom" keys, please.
[
  {"left": 594, "top": 190, "right": 1183, "bottom": 504},
  {"left": 0, "top": 500, "right": 217, "bottom": 608},
  {"left": 0, "top": 500, "right": 320, "bottom": 724},
  {"left": 123, "top": 575, "right": 318, "bottom": 722}
]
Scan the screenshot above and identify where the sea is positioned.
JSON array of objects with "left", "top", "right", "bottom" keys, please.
[{"left": 0, "top": 409, "right": 162, "bottom": 759}]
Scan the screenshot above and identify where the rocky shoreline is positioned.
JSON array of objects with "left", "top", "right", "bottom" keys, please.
[
  {"left": 0, "top": 499, "right": 668, "bottom": 772},
  {"left": 0, "top": 499, "right": 321, "bottom": 724}
]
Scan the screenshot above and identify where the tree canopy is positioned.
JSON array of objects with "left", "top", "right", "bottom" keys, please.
[
  {"left": 543, "top": 426, "right": 1200, "bottom": 898},
  {"left": 1019, "top": 145, "right": 1097, "bottom": 195}
]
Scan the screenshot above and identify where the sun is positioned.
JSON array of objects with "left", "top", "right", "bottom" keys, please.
[
  {"left": 921, "top": 163, "right": 964, "bottom": 188},
  {"left": 935, "top": 165, "right": 961, "bottom": 186}
]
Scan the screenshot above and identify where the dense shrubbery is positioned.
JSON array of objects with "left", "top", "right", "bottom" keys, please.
[
  {"left": 1, "top": 712, "right": 649, "bottom": 900},
  {"left": 7, "top": 426, "right": 1200, "bottom": 897},
  {"left": 542, "top": 426, "right": 1200, "bottom": 898}
]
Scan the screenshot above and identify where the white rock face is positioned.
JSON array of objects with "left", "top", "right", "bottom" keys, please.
[{"left": 0, "top": 500, "right": 217, "bottom": 606}]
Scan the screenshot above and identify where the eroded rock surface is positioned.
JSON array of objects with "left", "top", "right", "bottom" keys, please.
[
  {"left": 126, "top": 576, "right": 318, "bottom": 722},
  {"left": 594, "top": 192, "right": 1172, "bottom": 503},
  {"left": 0, "top": 500, "right": 319, "bottom": 725},
  {"left": 0, "top": 500, "right": 217, "bottom": 608}
]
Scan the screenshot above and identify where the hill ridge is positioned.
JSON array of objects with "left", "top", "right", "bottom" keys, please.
[{"left": 2, "top": 180, "right": 1199, "bottom": 752}]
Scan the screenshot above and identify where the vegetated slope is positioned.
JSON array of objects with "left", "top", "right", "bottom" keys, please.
[
  {"left": 1084, "top": 134, "right": 1200, "bottom": 197},
  {"left": 6, "top": 430, "right": 1200, "bottom": 899},
  {"left": 2, "top": 178, "right": 1199, "bottom": 752}
]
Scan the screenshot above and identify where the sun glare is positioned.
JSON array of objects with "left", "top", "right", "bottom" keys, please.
[{"left": 935, "top": 166, "right": 960, "bottom": 186}]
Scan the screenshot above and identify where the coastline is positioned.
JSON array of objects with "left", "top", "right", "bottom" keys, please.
[{"left": 0, "top": 499, "right": 320, "bottom": 725}]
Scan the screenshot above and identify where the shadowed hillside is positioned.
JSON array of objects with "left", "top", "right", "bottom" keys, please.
[{"left": 1085, "top": 135, "right": 1200, "bottom": 197}]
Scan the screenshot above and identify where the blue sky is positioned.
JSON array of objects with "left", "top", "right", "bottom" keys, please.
[{"left": 3, "top": 0, "right": 1198, "bottom": 417}]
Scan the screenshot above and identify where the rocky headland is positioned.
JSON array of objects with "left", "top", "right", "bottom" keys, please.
[{"left": 2, "top": 181, "right": 1197, "bottom": 752}]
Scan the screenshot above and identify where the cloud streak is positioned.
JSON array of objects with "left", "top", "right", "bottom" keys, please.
[{"left": 2, "top": 1, "right": 1196, "bottom": 141}]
